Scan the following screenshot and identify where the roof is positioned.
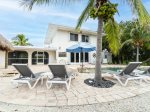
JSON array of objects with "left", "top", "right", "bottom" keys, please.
[
  {"left": 52, "top": 24, "right": 97, "bottom": 35},
  {"left": 13, "top": 46, "right": 57, "bottom": 51},
  {"left": 44, "top": 24, "right": 97, "bottom": 45},
  {"left": 0, "top": 34, "right": 14, "bottom": 51}
]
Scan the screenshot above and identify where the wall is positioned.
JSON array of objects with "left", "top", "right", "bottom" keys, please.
[
  {"left": 48, "top": 51, "right": 56, "bottom": 63},
  {"left": 8, "top": 50, "right": 56, "bottom": 66},
  {"left": 27, "top": 50, "right": 57, "bottom": 65},
  {"left": 0, "top": 51, "right": 6, "bottom": 68},
  {"left": 49, "top": 30, "right": 97, "bottom": 64}
]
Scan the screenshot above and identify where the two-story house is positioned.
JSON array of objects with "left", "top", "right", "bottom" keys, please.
[
  {"left": 44, "top": 24, "right": 97, "bottom": 64},
  {"left": 0, "top": 24, "right": 112, "bottom": 68}
]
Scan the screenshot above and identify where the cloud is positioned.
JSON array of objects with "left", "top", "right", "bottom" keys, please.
[
  {"left": 0, "top": 0, "right": 79, "bottom": 20},
  {"left": 0, "top": 0, "right": 21, "bottom": 11},
  {"left": 31, "top": 9, "right": 79, "bottom": 20}
]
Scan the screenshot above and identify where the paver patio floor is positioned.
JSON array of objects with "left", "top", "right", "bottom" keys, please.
[{"left": 0, "top": 72, "right": 150, "bottom": 107}]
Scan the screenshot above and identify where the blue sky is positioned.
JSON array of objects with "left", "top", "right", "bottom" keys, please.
[{"left": 0, "top": 0, "right": 150, "bottom": 46}]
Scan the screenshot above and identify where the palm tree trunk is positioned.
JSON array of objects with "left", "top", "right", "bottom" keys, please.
[
  {"left": 136, "top": 46, "right": 139, "bottom": 62},
  {"left": 94, "top": 17, "right": 103, "bottom": 82}
]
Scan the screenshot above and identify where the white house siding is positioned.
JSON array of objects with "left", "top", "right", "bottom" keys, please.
[
  {"left": 48, "top": 51, "right": 56, "bottom": 63},
  {"left": 0, "top": 51, "right": 6, "bottom": 68},
  {"left": 89, "top": 35, "right": 97, "bottom": 64},
  {"left": 26, "top": 50, "right": 57, "bottom": 65},
  {"left": 48, "top": 29, "right": 97, "bottom": 64}
]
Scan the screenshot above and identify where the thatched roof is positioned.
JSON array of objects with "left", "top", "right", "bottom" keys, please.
[{"left": 0, "top": 34, "right": 14, "bottom": 51}]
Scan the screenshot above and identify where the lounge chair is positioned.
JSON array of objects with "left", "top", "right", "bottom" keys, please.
[
  {"left": 103, "top": 62, "right": 149, "bottom": 86},
  {"left": 11, "top": 64, "right": 43, "bottom": 89},
  {"left": 133, "top": 67, "right": 150, "bottom": 82},
  {"left": 142, "top": 67, "right": 150, "bottom": 75},
  {"left": 47, "top": 64, "right": 73, "bottom": 90}
]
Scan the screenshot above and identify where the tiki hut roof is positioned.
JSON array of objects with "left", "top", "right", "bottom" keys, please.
[{"left": 0, "top": 34, "right": 14, "bottom": 51}]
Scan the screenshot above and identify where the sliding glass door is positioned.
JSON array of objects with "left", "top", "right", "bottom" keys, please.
[{"left": 70, "top": 52, "right": 89, "bottom": 63}]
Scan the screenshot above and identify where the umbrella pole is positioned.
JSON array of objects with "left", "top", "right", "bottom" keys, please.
[
  {"left": 82, "top": 59, "right": 83, "bottom": 73},
  {"left": 81, "top": 48, "right": 83, "bottom": 73}
]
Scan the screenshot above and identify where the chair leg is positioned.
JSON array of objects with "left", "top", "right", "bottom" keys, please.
[
  {"left": 123, "top": 79, "right": 130, "bottom": 86},
  {"left": 41, "top": 77, "right": 44, "bottom": 85},
  {"left": 27, "top": 82, "right": 33, "bottom": 89},
  {"left": 133, "top": 79, "right": 141, "bottom": 85},
  {"left": 66, "top": 78, "right": 71, "bottom": 90},
  {"left": 46, "top": 82, "right": 52, "bottom": 89},
  {"left": 114, "top": 76, "right": 126, "bottom": 86},
  {"left": 27, "top": 78, "right": 41, "bottom": 89},
  {"left": 65, "top": 82, "right": 69, "bottom": 90}
]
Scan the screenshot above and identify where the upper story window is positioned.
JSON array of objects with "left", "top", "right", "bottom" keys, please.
[
  {"left": 70, "top": 33, "right": 78, "bottom": 41},
  {"left": 82, "top": 35, "right": 89, "bottom": 42}
]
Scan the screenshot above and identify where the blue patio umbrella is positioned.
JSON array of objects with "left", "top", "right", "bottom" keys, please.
[
  {"left": 66, "top": 42, "right": 96, "bottom": 53},
  {"left": 66, "top": 43, "right": 96, "bottom": 71}
]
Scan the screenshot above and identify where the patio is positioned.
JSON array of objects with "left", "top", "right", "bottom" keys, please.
[{"left": 0, "top": 65, "right": 150, "bottom": 107}]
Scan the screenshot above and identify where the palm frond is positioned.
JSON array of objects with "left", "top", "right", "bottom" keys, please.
[
  {"left": 121, "top": 39, "right": 133, "bottom": 48},
  {"left": 104, "top": 19, "right": 120, "bottom": 55},
  {"left": 144, "top": 42, "right": 150, "bottom": 49},
  {"left": 126, "top": 0, "right": 150, "bottom": 25},
  {"left": 76, "top": 0, "right": 95, "bottom": 30}
]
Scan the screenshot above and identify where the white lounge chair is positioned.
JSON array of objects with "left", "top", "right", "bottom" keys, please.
[
  {"left": 46, "top": 64, "right": 74, "bottom": 90},
  {"left": 133, "top": 67, "right": 150, "bottom": 82},
  {"left": 103, "top": 62, "right": 149, "bottom": 86},
  {"left": 135, "top": 67, "right": 150, "bottom": 75},
  {"left": 11, "top": 64, "right": 43, "bottom": 89}
]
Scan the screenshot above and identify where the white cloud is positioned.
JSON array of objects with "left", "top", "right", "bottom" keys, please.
[
  {"left": 0, "top": 0, "right": 21, "bottom": 11},
  {"left": 0, "top": 0, "right": 79, "bottom": 20}
]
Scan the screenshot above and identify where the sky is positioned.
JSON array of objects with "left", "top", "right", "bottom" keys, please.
[{"left": 0, "top": 0, "right": 150, "bottom": 46}]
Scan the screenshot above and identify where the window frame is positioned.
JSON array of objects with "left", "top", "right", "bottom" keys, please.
[
  {"left": 70, "top": 33, "right": 78, "bottom": 41},
  {"left": 58, "top": 52, "right": 67, "bottom": 57},
  {"left": 82, "top": 35, "right": 89, "bottom": 43}
]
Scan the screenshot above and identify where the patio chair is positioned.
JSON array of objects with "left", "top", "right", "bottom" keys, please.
[
  {"left": 47, "top": 64, "right": 73, "bottom": 90},
  {"left": 103, "top": 62, "right": 149, "bottom": 86},
  {"left": 140, "top": 67, "right": 150, "bottom": 75},
  {"left": 11, "top": 64, "right": 43, "bottom": 89},
  {"left": 133, "top": 67, "right": 150, "bottom": 81}
]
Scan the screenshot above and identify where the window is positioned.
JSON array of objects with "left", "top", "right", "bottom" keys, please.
[
  {"left": 85, "top": 52, "right": 89, "bottom": 62},
  {"left": 70, "top": 33, "right": 78, "bottom": 41},
  {"left": 70, "top": 52, "right": 74, "bottom": 62},
  {"left": 59, "top": 52, "right": 67, "bottom": 57},
  {"left": 70, "top": 52, "right": 89, "bottom": 63},
  {"left": 82, "top": 35, "right": 89, "bottom": 42},
  {"left": 32, "top": 51, "right": 49, "bottom": 65},
  {"left": 8, "top": 51, "right": 28, "bottom": 65}
]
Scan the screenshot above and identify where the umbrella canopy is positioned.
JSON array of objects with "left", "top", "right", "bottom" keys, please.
[{"left": 66, "top": 42, "right": 96, "bottom": 53}]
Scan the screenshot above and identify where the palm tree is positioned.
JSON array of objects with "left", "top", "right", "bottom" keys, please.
[
  {"left": 12, "top": 34, "right": 32, "bottom": 46},
  {"left": 121, "top": 22, "right": 150, "bottom": 62},
  {"left": 21, "top": 0, "right": 150, "bottom": 86}
]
